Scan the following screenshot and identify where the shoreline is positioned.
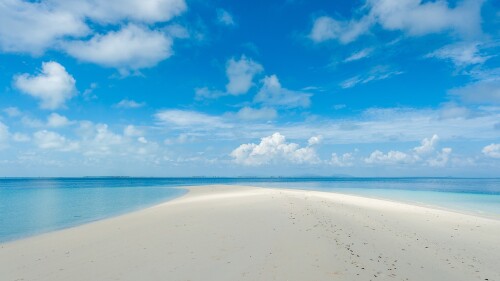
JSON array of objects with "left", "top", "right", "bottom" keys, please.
[
  {"left": 1, "top": 185, "right": 499, "bottom": 281},
  {"left": 3, "top": 184, "right": 498, "bottom": 244},
  {"left": 309, "top": 188, "right": 500, "bottom": 221},
  {"left": 0, "top": 185, "right": 189, "bottom": 244}
]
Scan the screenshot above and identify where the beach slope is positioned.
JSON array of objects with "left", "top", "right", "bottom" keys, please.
[{"left": 1, "top": 185, "right": 499, "bottom": 281}]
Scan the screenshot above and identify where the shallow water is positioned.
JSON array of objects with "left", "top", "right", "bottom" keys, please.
[{"left": 1, "top": 177, "right": 499, "bottom": 242}]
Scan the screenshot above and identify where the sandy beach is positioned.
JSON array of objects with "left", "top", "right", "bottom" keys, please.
[{"left": 1, "top": 185, "right": 499, "bottom": 281}]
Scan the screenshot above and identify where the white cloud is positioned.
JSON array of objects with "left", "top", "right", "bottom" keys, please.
[
  {"left": 14, "top": 61, "right": 76, "bottom": 110},
  {"left": 194, "top": 87, "right": 225, "bottom": 100},
  {"left": 364, "top": 150, "right": 416, "bottom": 165},
  {"left": 12, "top": 133, "right": 30, "bottom": 142},
  {"left": 426, "top": 42, "right": 489, "bottom": 67},
  {"left": 254, "top": 75, "right": 311, "bottom": 108},
  {"left": 164, "top": 133, "right": 196, "bottom": 145},
  {"left": 482, "top": 143, "right": 500, "bottom": 158},
  {"left": 427, "top": 147, "right": 452, "bottom": 167},
  {"left": 365, "top": 135, "right": 455, "bottom": 167},
  {"left": 308, "top": 135, "right": 323, "bottom": 146},
  {"left": 226, "top": 55, "right": 263, "bottom": 95},
  {"left": 195, "top": 55, "right": 263, "bottom": 100},
  {"left": 0, "top": 0, "right": 186, "bottom": 54},
  {"left": 155, "top": 109, "right": 231, "bottom": 128},
  {"left": 63, "top": 24, "right": 173, "bottom": 73},
  {"left": 21, "top": 116, "right": 44, "bottom": 128},
  {"left": 74, "top": 121, "right": 157, "bottom": 158},
  {"left": 52, "top": 0, "right": 187, "bottom": 24},
  {"left": 78, "top": 123, "right": 124, "bottom": 156},
  {"left": 413, "top": 134, "right": 439, "bottom": 155},
  {"left": 333, "top": 104, "right": 346, "bottom": 110},
  {"left": 164, "top": 24, "right": 190, "bottom": 39},
  {"left": 340, "top": 66, "right": 403, "bottom": 89},
  {"left": 47, "top": 113, "right": 72, "bottom": 128},
  {"left": 369, "top": 0, "right": 482, "bottom": 37},
  {"left": 236, "top": 107, "right": 277, "bottom": 121},
  {"left": 449, "top": 79, "right": 500, "bottom": 105},
  {"left": 0, "top": 0, "right": 88, "bottom": 54},
  {"left": 116, "top": 99, "right": 145, "bottom": 109},
  {"left": 82, "top": 83, "right": 98, "bottom": 100},
  {"left": 0, "top": 122, "right": 9, "bottom": 148},
  {"left": 310, "top": 0, "right": 483, "bottom": 44},
  {"left": 124, "top": 125, "right": 143, "bottom": 137},
  {"left": 309, "top": 16, "right": 372, "bottom": 44},
  {"left": 438, "top": 103, "right": 470, "bottom": 119},
  {"left": 3, "top": 107, "right": 21, "bottom": 117},
  {"left": 217, "top": 9, "right": 235, "bottom": 26},
  {"left": 230, "top": 132, "right": 320, "bottom": 166},
  {"left": 344, "top": 48, "right": 373, "bottom": 62},
  {"left": 330, "top": 153, "right": 354, "bottom": 167},
  {"left": 153, "top": 106, "right": 499, "bottom": 147},
  {"left": 34, "top": 130, "right": 79, "bottom": 151}
]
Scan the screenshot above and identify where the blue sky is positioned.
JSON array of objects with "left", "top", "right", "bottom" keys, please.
[{"left": 0, "top": 0, "right": 499, "bottom": 177}]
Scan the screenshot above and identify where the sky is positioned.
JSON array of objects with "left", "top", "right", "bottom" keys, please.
[{"left": 0, "top": 0, "right": 499, "bottom": 177}]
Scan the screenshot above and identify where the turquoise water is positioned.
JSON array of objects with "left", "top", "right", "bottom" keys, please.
[
  {"left": 0, "top": 178, "right": 499, "bottom": 243},
  {"left": 245, "top": 180, "right": 500, "bottom": 218}
]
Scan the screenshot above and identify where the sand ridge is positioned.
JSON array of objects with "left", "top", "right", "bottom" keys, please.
[{"left": 1, "top": 185, "right": 499, "bottom": 281}]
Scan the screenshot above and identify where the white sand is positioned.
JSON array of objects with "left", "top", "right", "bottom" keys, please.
[{"left": 1, "top": 185, "right": 499, "bottom": 281}]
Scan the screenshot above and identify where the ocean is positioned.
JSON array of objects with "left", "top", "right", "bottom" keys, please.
[{"left": 1, "top": 177, "right": 499, "bottom": 243}]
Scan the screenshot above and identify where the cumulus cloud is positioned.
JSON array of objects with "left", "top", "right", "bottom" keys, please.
[
  {"left": 427, "top": 147, "right": 452, "bottom": 167},
  {"left": 217, "top": 9, "right": 235, "bottom": 26},
  {"left": 364, "top": 150, "right": 416, "bottom": 165},
  {"left": 330, "top": 153, "right": 354, "bottom": 167},
  {"left": 365, "top": 135, "right": 453, "bottom": 166},
  {"left": 413, "top": 134, "right": 439, "bottom": 155},
  {"left": 14, "top": 61, "right": 77, "bottom": 110},
  {"left": 123, "top": 125, "right": 143, "bottom": 137},
  {"left": 34, "top": 130, "right": 79, "bottom": 151},
  {"left": 12, "top": 133, "right": 30, "bottom": 142},
  {"left": 369, "top": 0, "right": 482, "bottom": 37},
  {"left": 254, "top": 75, "right": 311, "bottom": 108},
  {"left": 155, "top": 109, "right": 231, "bottom": 128},
  {"left": 426, "top": 42, "right": 489, "bottom": 67},
  {"left": 195, "top": 55, "right": 263, "bottom": 100},
  {"left": 21, "top": 116, "right": 44, "bottom": 128},
  {"left": 310, "top": 0, "right": 483, "bottom": 44},
  {"left": 236, "top": 107, "right": 277, "bottom": 121},
  {"left": 230, "top": 132, "right": 320, "bottom": 166},
  {"left": 52, "top": 0, "right": 187, "bottom": 24},
  {"left": 115, "top": 99, "right": 145, "bottom": 109},
  {"left": 308, "top": 135, "right": 323, "bottom": 146},
  {"left": 0, "top": 0, "right": 186, "bottom": 55},
  {"left": 63, "top": 24, "right": 173, "bottom": 73},
  {"left": 71, "top": 121, "right": 160, "bottom": 158},
  {"left": 482, "top": 143, "right": 500, "bottom": 158},
  {"left": 0, "top": 0, "right": 88, "bottom": 54},
  {"left": 77, "top": 123, "right": 124, "bottom": 156},
  {"left": 226, "top": 55, "right": 263, "bottom": 95},
  {"left": 47, "top": 113, "right": 72, "bottom": 128}
]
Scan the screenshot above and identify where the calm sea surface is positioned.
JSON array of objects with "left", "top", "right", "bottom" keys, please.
[{"left": 1, "top": 178, "right": 499, "bottom": 243}]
